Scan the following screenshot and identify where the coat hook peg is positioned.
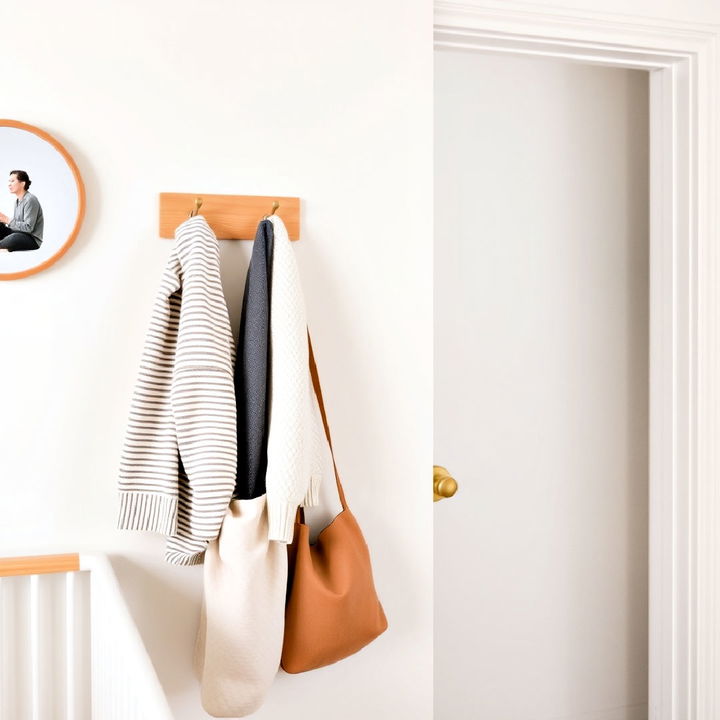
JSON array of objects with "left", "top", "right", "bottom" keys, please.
[
  {"left": 263, "top": 201, "right": 280, "bottom": 220},
  {"left": 189, "top": 196, "right": 203, "bottom": 218}
]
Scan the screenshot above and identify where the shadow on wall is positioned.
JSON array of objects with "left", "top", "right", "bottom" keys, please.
[{"left": 108, "top": 554, "right": 203, "bottom": 699}]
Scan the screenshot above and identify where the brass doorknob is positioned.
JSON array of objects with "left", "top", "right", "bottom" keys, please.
[{"left": 434, "top": 465, "right": 458, "bottom": 502}]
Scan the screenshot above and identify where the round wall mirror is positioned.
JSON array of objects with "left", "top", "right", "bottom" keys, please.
[{"left": 0, "top": 120, "right": 85, "bottom": 280}]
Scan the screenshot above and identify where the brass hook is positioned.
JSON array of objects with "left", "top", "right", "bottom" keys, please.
[
  {"left": 264, "top": 201, "right": 280, "bottom": 219},
  {"left": 189, "top": 197, "right": 203, "bottom": 218}
]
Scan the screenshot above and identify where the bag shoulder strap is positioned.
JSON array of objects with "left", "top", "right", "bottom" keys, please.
[{"left": 307, "top": 333, "right": 348, "bottom": 510}]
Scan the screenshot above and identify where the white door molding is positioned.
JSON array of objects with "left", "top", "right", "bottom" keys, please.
[{"left": 434, "top": 3, "right": 720, "bottom": 719}]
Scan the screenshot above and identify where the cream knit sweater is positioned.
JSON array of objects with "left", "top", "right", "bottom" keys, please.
[{"left": 266, "top": 215, "right": 323, "bottom": 543}]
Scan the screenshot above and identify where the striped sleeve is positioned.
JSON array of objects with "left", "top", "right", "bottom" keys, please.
[
  {"left": 117, "top": 253, "right": 183, "bottom": 536},
  {"left": 162, "top": 230, "right": 237, "bottom": 565}
]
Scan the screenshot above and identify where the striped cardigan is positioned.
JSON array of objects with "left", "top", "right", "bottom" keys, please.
[{"left": 118, "top": 216, "right": 237, "bottom": 565}]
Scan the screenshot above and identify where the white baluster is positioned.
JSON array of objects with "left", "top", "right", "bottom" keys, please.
[
  {"left": 65, "top": 571, "right": 76, "bottom": 720},
  {"left": 29, "top": 574, "right": 40, "bottom": 720},
  {"left": 0, "top": 578, "right": 5, "bottom": 719}
]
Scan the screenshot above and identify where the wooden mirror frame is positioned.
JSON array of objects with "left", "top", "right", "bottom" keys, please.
[{"left": 0, "top": 119, "right": 85, "bottom": 281}]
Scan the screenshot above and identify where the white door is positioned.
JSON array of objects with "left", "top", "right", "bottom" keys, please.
[{"left": 434, "top": 50, "right": 650, "bottom": 720}]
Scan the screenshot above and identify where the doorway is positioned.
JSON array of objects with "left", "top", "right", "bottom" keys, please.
[{"left": 434, "top": 49, "right": 650, "bottom": 719}]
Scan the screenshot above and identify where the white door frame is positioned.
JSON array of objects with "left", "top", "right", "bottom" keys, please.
[{"left": 434, "top": 3, "right": 720, "bottom": 718}]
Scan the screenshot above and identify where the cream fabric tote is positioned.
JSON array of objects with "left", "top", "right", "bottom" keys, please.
[{"left": 195, "top": 495, "right": 287, "bottom": 718}]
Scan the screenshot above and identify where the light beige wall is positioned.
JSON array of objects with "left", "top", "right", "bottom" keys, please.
[{"left": 0, "top": 1, "right": 433, "bottom": 718}]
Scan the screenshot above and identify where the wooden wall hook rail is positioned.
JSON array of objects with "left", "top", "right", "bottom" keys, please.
[{"left": 159, "top": 193, "right": 301, "bottom": 240}]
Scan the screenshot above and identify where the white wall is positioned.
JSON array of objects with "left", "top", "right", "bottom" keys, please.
[
  {"left": 0, "top": 1, "right": 433, "bottom": 718},
  {"left": 434, "top": 50, "right": 649, "bottom": 719}
]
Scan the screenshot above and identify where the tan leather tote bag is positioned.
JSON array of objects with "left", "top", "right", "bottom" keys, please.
[{"left": 280, "top": 339, "right": 388, "bottom": 674}]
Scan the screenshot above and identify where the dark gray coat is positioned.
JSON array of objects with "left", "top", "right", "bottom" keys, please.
[{"left": 234, "top": 219, "right": 274, "bottom": 499}]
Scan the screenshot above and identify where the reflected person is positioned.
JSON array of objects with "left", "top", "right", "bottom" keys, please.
[{"left": 0, "top": 171, "right": 44, "bottom": 252}]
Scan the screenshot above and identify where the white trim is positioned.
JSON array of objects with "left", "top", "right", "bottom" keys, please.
[{"left": 434, "top": 3, "right": 720, "bottom": 719}]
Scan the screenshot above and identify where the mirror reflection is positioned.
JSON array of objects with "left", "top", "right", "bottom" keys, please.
[
  {"left": 0, "top": 170, "right": 45, "bottom": 253},
  {"left": 0, "top": 122, "right": 83, "bottom": 279}
]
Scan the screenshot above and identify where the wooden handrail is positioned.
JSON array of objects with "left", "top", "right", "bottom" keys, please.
[{"left": 0, "top": 553, "right": 80, "bottom": 577}]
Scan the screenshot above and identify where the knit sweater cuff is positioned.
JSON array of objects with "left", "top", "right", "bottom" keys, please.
[
  {"left": 303, "top": 474, "right": 321, "bottom": 508},
  {"left": 164, "top": 547, "right": 206, "bottom": 566},
  {"left": 267, "top": 500, "right": 298, "bottom": 544},
  {"left": 117, "top": 492, "right": 178, "bottom": 536},
  {"left": 164, "top": 534, "right": 210, "bottom": 566}
]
